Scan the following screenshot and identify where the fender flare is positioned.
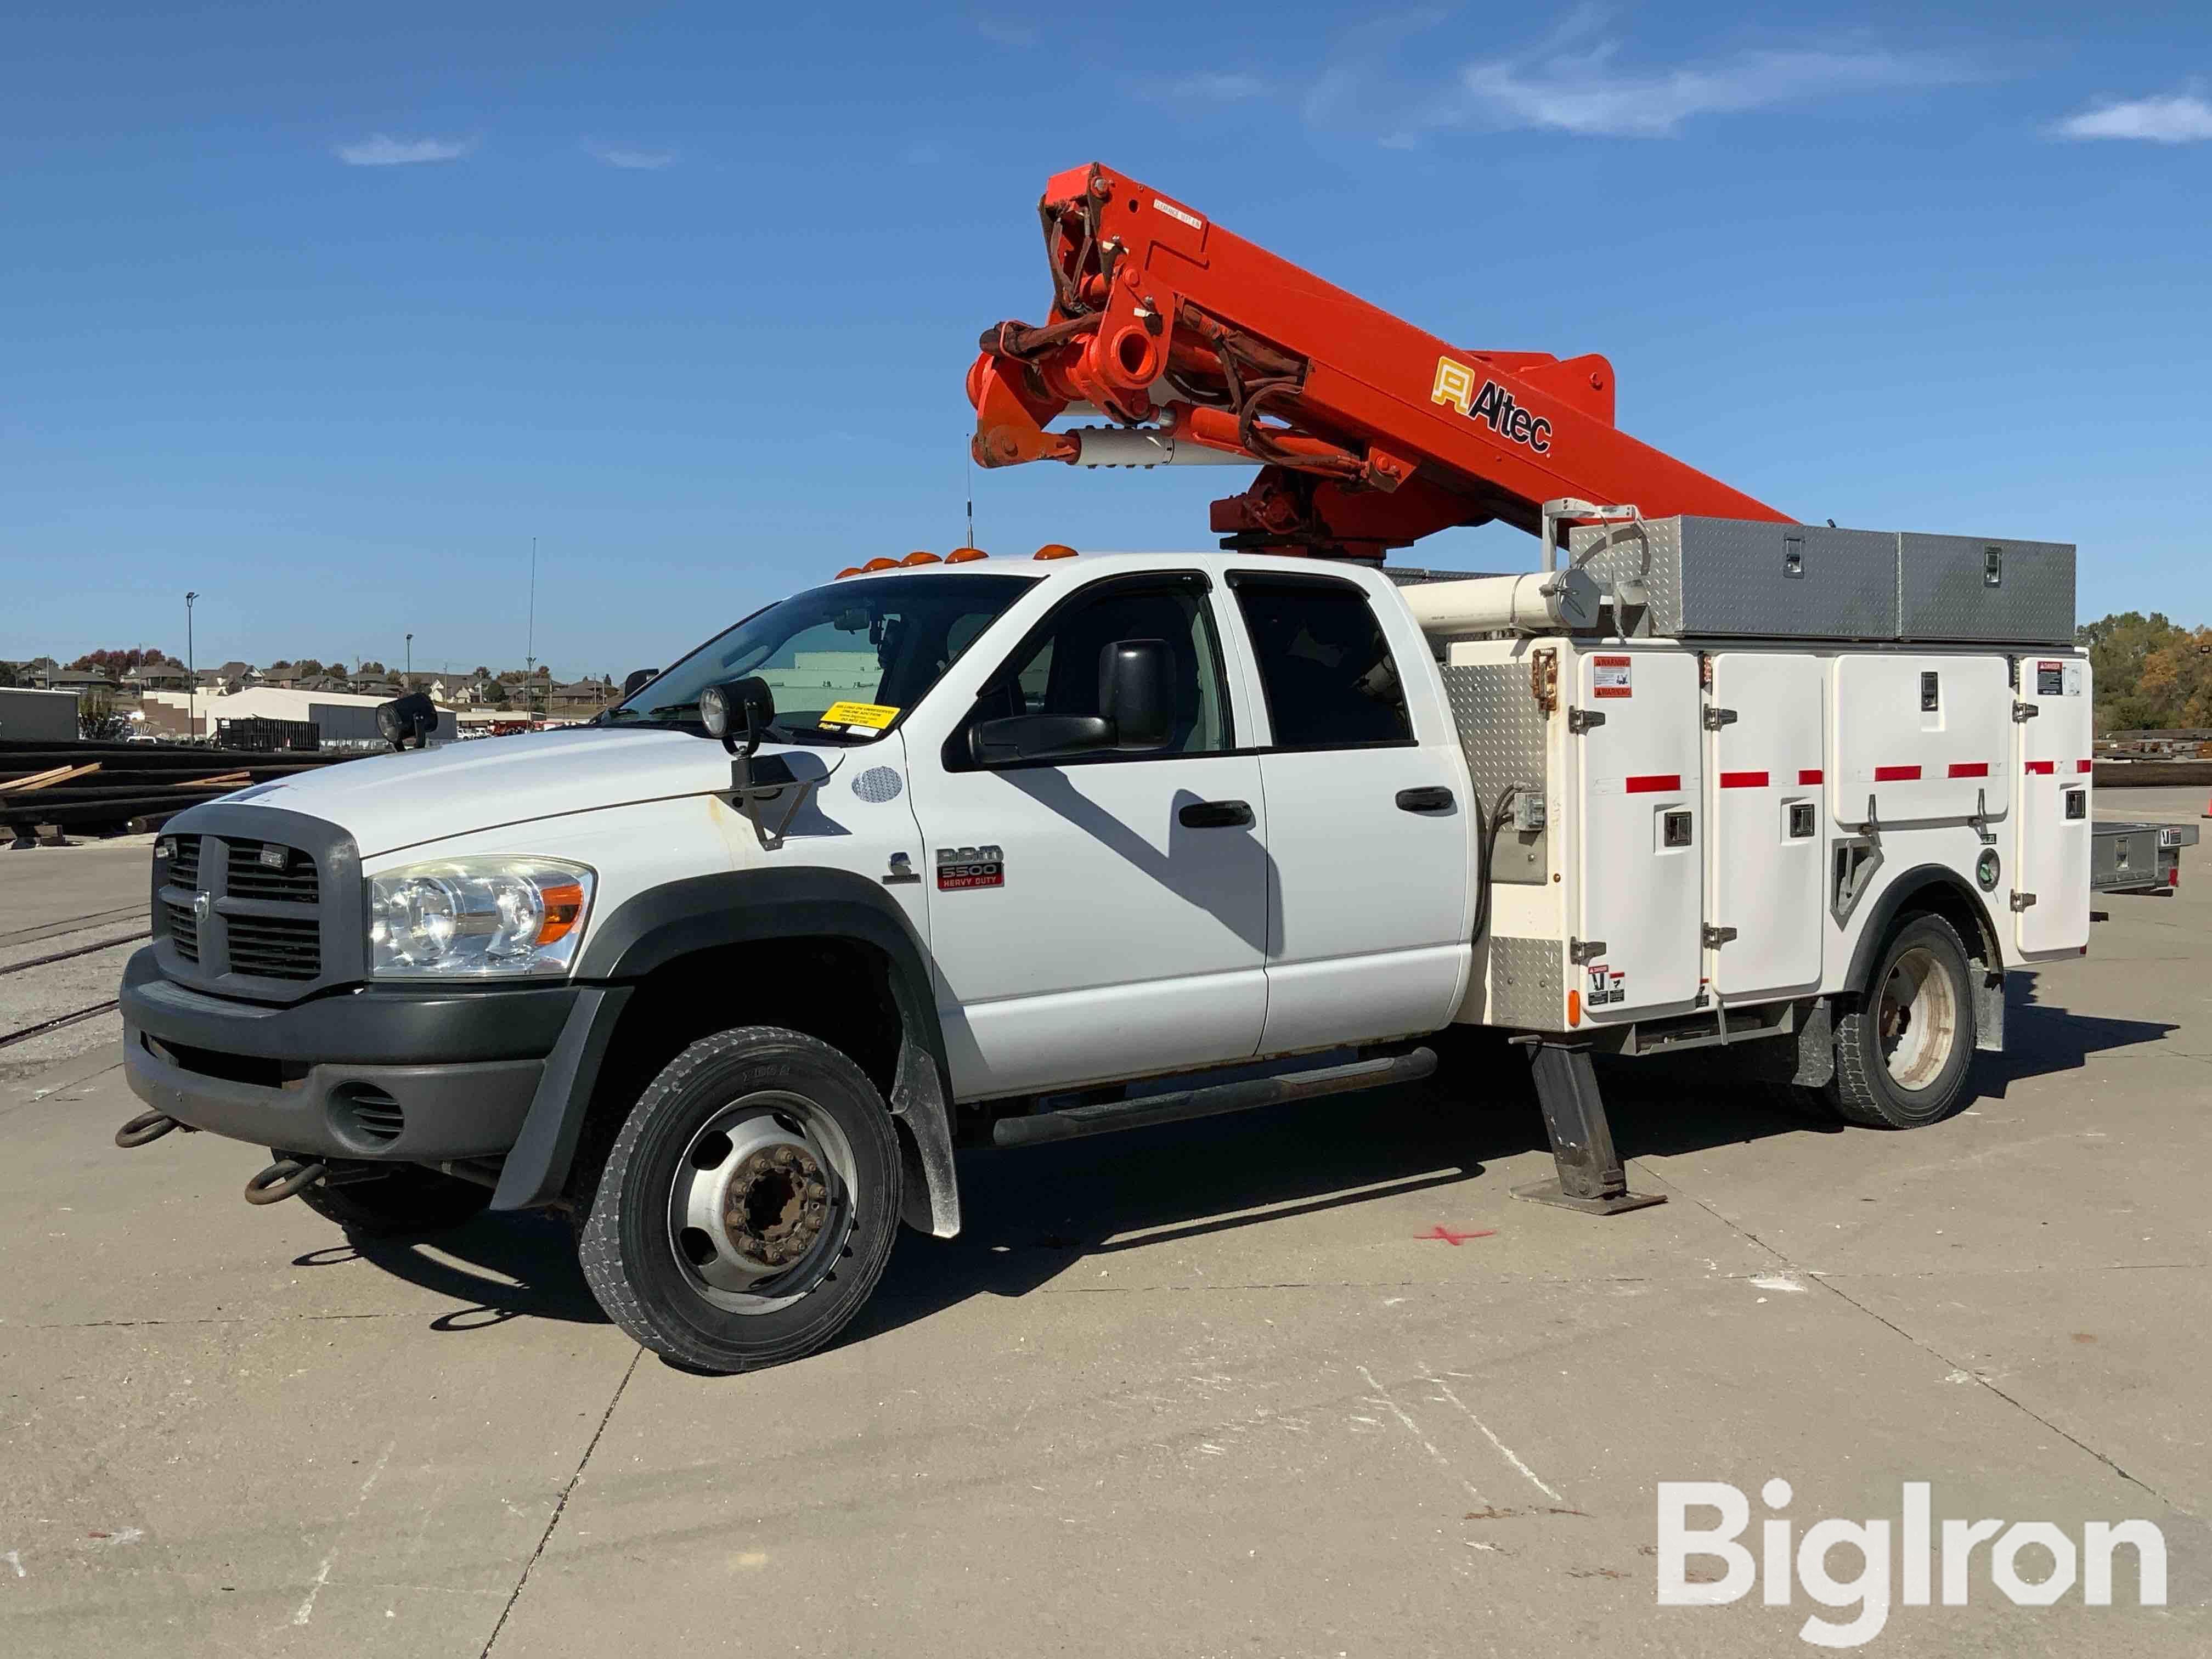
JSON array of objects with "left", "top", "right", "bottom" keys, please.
[
  {"left": 1839, "top": 862, "right": 2005, "bottom": 1053},
  {"left": 492, "top": 869, "right": 961, "bottom": 1237}
]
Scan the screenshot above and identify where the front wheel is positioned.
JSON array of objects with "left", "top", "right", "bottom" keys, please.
[
  {"left": 1828, "top": 913, "right": 1979, "bottom": 1129},
  {"left": 576, "top": 1026, "right": 902, "bottom": 1373}
]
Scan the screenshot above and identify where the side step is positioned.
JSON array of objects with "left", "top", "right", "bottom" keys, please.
[{"left": 992, "top": 1048, "right": 1437, "bottom": 1149}]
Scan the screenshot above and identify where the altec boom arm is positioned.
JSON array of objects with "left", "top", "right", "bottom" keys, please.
[{"left": 967, "top": 163, "right": 1792, "bottom": 560}]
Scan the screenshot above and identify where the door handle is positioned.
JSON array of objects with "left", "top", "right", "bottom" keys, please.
[
  {"left": 1395, "top": 786, "right": 1454, "bottom": 813},
  {"left": 1178, "top": 799, "right": 1254, "bottom": 830}
]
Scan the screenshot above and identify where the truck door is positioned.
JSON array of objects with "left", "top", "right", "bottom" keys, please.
[
  {"left": 1223, "top": 572, "right": 1471, "bottom": 1053},
  {"left": 913, "top": 571, "right": 1268, "bottom": 1097},
  {"left": 2015, "top": 653, "right": 2092, "bottom": 955},
  {"left": 1573, "top": 647, "right": 1702, "bottom": 1017},
  {"left": 1706, "top": 653, "right": 1824, "bottom": 997}
]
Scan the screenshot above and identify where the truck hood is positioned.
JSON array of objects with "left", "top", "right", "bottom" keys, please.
[{"left": 211, "top": 727, "right": 845, "bottom": 857}]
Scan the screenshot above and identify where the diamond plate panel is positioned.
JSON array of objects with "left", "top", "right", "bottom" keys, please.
[
  {"left": 1570, "top": 517, "right": 1897, "bottom": 639},
  {"left": 1898, "top": 534, "right": 2075, "bottom": 645},
  {"left": 1485, "top": 935, "right": 1565, "bottom": 1030},
  {"left": 1442, "top": 661, "right": 1550, "bottom": 884}
]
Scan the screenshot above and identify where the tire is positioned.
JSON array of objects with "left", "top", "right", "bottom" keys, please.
[
  {"left": 1828, "top": 914, "right": 1978, "bottom": 1129},
  {"left": 292, "top": 1162, "right": 491, "bottom": 1237},
  {"left": 576, "top": 1025, "right": 901, "bottom": 1374}
]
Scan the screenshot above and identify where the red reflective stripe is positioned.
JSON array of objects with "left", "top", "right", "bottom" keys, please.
[
  {"left": 2024, "top": 760, "right": 2055, "bottom": 775},
  {"left": 1948, "top": 762, "right": 1989, "bottom": 778},
  {"left": 1798, "top": 769, "right": 1822, "bottom": 785},
  {"left": 2076, "top": 759, "right": 2094, "bottom": 774},
  {"left": 1719, "top": 770, "right": 1768, "bottom": 789},
  {"left": 1874, "top": 765, "right": 1921, "bottom": 782},
  {"left": 1624, "top": 774, "right": 1680, "bottom": 794}
]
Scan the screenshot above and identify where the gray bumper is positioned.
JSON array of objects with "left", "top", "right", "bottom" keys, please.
[{"left": 119, "top": 946, "right": 581, "bottom": 1165}]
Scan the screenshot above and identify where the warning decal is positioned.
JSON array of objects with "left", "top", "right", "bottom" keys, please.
[
  {"left": 1592, "top": 656, "right": 1633, "bottom": 699},
  {"left": 819, "top": 701, "right": 900, "bottom": 732},
  {"left": 1585, "top": 964, "right": 1628, "bottom": 1007},
  {"left": 2036, "top": 661, "right": 2064, "bottom": 697}
]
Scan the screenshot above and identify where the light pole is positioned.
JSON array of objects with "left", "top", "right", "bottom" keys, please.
[
  {"left": 185, "top": 591, "right": 199, "bottom": 742},
  {"left": 405, "top": 633, "right": 414, "bottom": 685}
]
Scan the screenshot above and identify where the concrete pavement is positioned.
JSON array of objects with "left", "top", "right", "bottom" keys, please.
[{"left": 2, "top": 806, "right": 2208, "bottom": 1656}]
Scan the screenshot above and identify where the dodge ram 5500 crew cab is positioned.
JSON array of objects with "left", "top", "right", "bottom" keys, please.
[{"left": 116, "top": 537, "right": 2095, "bottom": 1372}]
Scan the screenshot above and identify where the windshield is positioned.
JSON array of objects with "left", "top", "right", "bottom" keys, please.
[{"left": 603, "top": 572, "right": 1036, "bottom": 742}]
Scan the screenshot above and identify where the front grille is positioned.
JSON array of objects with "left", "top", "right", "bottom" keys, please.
[
  {"left": 169, "top": 834, "right": 201, "bottom": 888},
  {"left": 163, "top": 898, "right": 201, "bottom": 963},
  {"left": 225, "top": 840, "right": 319, "bottom": 904},
  {"left": 226, "top": 913, "right": 322, "bottom": 980}
]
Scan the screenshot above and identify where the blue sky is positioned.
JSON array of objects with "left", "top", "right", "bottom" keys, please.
[{"left": 4, "top": 3, "right": 2209, "bottom": 679}]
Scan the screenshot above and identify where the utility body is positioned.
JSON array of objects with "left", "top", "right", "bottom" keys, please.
[{"left": 114, "top": 165, "right": 2138, "bottom": 1370}]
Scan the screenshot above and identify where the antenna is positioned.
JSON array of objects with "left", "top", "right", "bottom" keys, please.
[
  {"left": 966, "top": 440, "right": 975, "bottom": 549},
  {"left": 526, "top": 536, "right": 538, "bottom": 721}
]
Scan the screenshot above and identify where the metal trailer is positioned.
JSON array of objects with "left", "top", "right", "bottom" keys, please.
[{"left": 0, "top": 686, "right": 84, "bottom": 743}]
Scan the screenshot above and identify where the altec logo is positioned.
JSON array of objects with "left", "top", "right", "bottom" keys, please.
[
  {"left": 1657, "top": 1480, "right": 2167, "bottom": 1648},
  {"left": 1430, "top": 356, "right": 1553, "bottom": 454}
]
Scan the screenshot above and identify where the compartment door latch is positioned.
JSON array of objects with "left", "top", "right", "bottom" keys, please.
[
  {"left": 2012, "top": 700, "right": 2041, "bottom": 724},
  {"left": 1569, "top": 938, "right": 1607, "bottom": 965},
  {"left": 2010, "top": 891, "right": 2038, "bottom": 912},
  {"left": 1701, "top": 924, "right": 1737, "bottom": 947},
  {"left": 1701, "top": 706, "right": 1737, "bottom": 731}
]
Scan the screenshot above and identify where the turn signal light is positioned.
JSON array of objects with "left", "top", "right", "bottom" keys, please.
[
  {"left": 536, "top": 883, "right": 587, "bottom": 946},
  {"left": 1567, "top": 989, "right": 1581, "bottom": 1026},
  {"left": 1034, "top": 543, "right": 1078, "bottom": 560},
  {"left": 900, "top": 551, "right": 942, "bottom": 566},
  {"left": 946, "top": 546, "right": 989, "bottom": 563}
]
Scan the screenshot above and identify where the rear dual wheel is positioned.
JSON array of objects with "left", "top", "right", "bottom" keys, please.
[{"left": 577, "top": 1026, "right": 902, "bottom": 1373}]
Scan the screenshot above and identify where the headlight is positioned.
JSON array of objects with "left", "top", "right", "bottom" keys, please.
[{"left": 369, "top": 857, "right": 595, "bottom": 979}]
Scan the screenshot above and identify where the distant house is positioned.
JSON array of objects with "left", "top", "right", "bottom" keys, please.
[
  {"left": 547, "top": 676, "right": 617, "bottom": 715},
  {"left": 396, "top": 673, "right": 450, "bottom": 702},
  {"left": 40, "top": 665, "right": 115, "bottom": 692},
  {"left": 124, "top": 659, "right": 191, "bottom": 691}
]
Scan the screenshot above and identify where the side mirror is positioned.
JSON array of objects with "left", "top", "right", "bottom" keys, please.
[
  {"left": 376, "top": 691, "right": 439, "bottom": 752},
  {"left": 967, "top": 637, "right": 1173, "bottom": 766},
  {"left": 622, "top": 668, "right": 658, "bottom": 697},
  {"left": 699, "top": 675, "right": 775, "bottom": 756},
  {"left": 1099, "top": 638, "right": 1171, "bottom": 751}
]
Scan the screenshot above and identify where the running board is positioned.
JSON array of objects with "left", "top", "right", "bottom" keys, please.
[{"left": 991, "top": 1048, "right": 1437, "bottom": 1149}]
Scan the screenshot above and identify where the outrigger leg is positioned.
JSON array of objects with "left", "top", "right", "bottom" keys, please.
[{"left": 1510, "top": 1039, "right": 1665, "bottom": 1216}]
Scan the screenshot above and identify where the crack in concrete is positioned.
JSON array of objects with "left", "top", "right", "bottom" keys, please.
[
  {"left": 1637, "top": 1160, "right": 2192, "bottom": 1516},
  {"left": 479, "top": 1345, "right": 642, "bottom": 1656}
]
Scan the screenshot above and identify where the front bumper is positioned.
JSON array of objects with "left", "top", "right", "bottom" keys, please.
[{"left": 119, "top": 947, "right": 580, "bottom": 1163}]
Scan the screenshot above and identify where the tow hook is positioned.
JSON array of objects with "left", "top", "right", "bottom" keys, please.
[
  {"left": 115, "top": 1110, "right": 186, "bottom": 1148},
  {"left": 244, "top": 1157, "right": 327, "bottom": 1206}
]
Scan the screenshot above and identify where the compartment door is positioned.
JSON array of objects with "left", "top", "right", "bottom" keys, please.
[
  {"left": 1575, "top": 649, "right": 1702, "bottom": 1017},
  {"left": 1707, "top": 654, "right": 1825, "bottom": 997},
  {"left": 2016, "top": 654, "right": 2092, "bottom": 955}
]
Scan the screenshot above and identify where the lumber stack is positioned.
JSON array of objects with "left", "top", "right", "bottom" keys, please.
[{"left": 0, "top": 739, "right": 362, "bottom": 839}]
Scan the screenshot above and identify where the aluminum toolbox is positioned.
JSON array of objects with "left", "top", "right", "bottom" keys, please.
[
  {"left": 1567, "top": 517, "right": 2076, "bottom": 645},
  {"left": 1569, "top": 517, "right": 1897, "bottom": 640},
  {"left": 1898, "top": 533, "right": 2075, "bottom": 645},
  {"left": 2092, "top": 821, "right": 2197, "bottom": 894}
]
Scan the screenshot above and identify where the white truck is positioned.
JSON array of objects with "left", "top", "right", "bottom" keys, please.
[{"left": 116, "top": 521, "right": 2098, "bottom": 1371}]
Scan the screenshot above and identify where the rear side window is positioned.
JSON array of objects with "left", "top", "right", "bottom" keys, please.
[{"left": 1231, "top": 577, "right": 1412, "bottom": 749}]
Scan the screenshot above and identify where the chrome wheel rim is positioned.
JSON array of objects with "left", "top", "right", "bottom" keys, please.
[
  {"left": 1877, "top": 946, "right": 1959, "bottom": 1093},
  {"left": 667, "top": 1090, "right": 857, "bottom": 1315}
]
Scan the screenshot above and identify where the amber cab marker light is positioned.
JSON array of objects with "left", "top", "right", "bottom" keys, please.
[
  {"left": 833, "top": 566, "right": 862, "bottom": 579},
  {"left": 900, "top": 551, "right": 942, "bottom": 566},
  {"left": 1034, "top": 543, "right": 1078, "bottom": 560},
  {"left": 860, "top": 556, "right": 899, "bottom": 572},
  {"left": 946, "top": 546, "right": 989, "bottom": 563}
]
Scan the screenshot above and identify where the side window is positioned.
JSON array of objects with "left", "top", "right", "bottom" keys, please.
[
  {"left": 1232, "top": 577, "right": 1413, "bottom": 749},
  {"left": 966, "top": 578, "right": 1231, "bottom": 759}
]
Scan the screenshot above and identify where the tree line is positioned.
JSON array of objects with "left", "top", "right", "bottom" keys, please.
[{"left": 2076, "top": 613, "right": 2212, "bottom": 734}]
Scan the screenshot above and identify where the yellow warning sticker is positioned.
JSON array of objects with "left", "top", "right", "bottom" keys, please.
[{"left": 819, "top": 701, "right": 900, "bottom": 731}]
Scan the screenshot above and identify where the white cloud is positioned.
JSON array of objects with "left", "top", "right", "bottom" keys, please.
[
  {"left": 2055, "top": 91, "right": 2212, "bottom": 144},
  {"left": 1450, "top": 38, "right": 1976, "bottom": 138},
  {"left": 335, "top": 134, "right": 475, "bottom": 166},
  {"left": 583, "top": 140, "right": 678, "bottom": 171}
]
